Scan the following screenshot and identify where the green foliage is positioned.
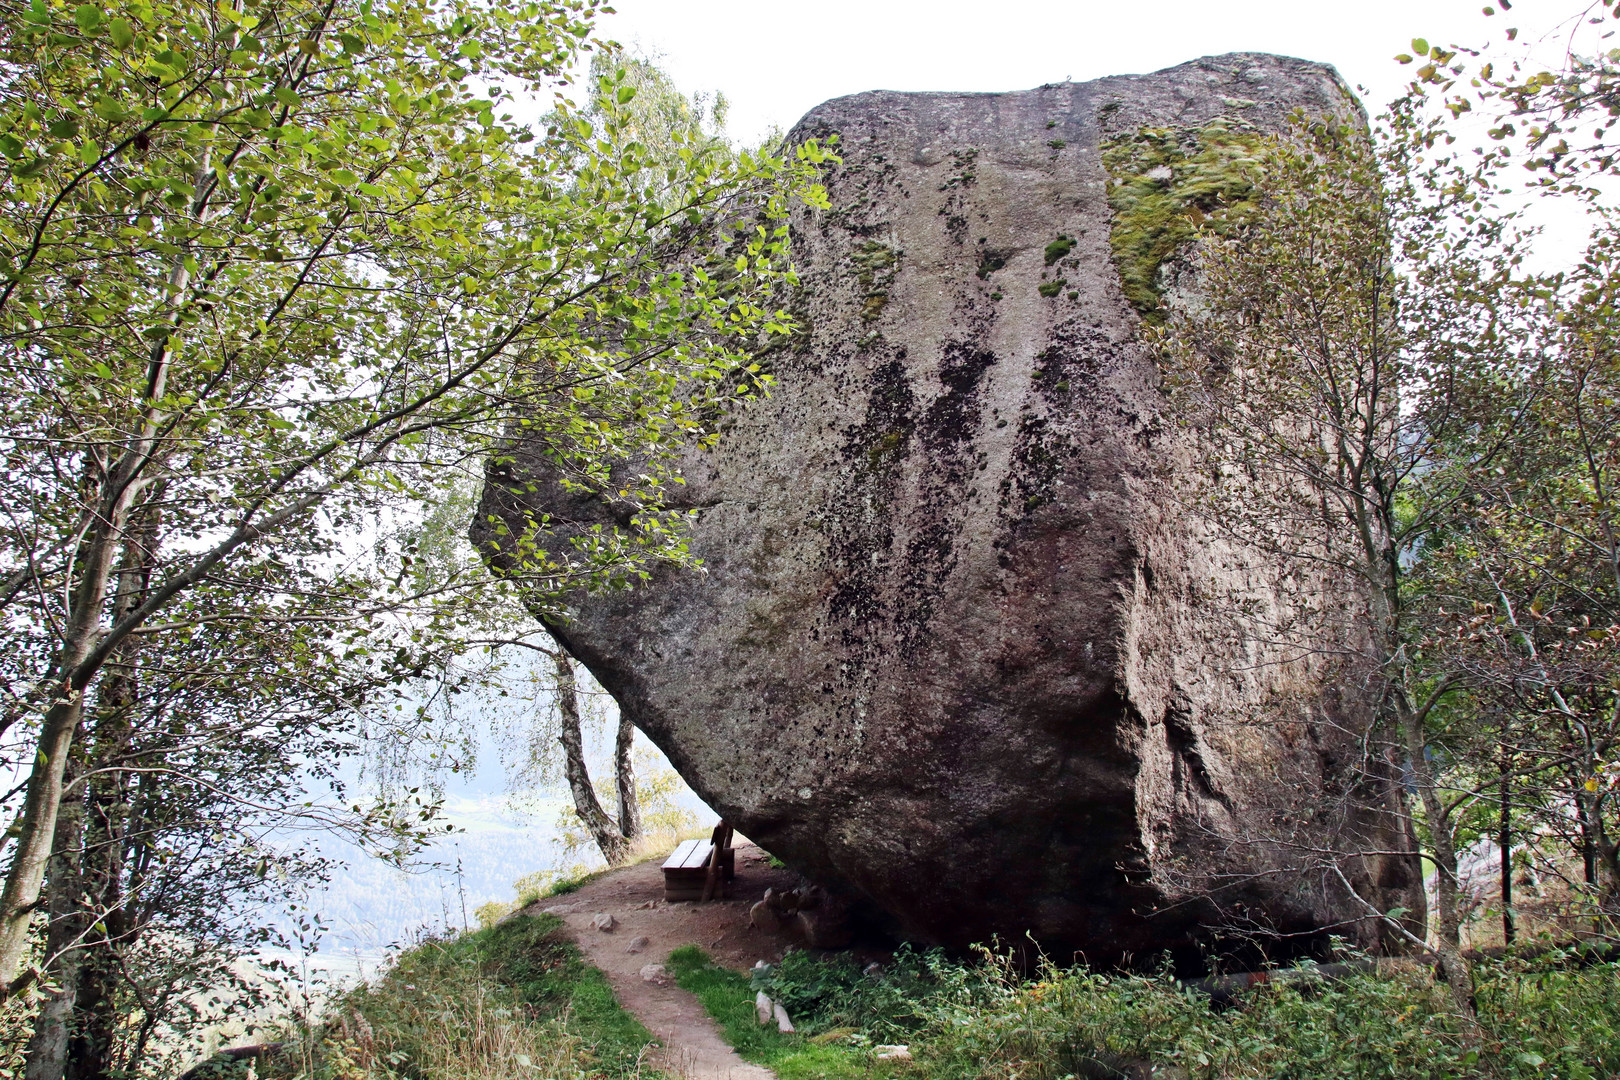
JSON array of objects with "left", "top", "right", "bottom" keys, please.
[
  {"left": 752, "top": 948, "right": 1620, "bottom": 1080},
  {"left": 665, "top": 946, "right": 898, "bottom": 1080},
  {"left": 0, "top": 0, "right": 832, "bottom": 1037},
  {"left": 301, "top": 913, "right": 661, "bottom": 1079},
  {"left": 755, "top": 946, "right": 992, "bottom": 1043},
  {"left": 1100, "top": 121, "right": 1265, "bottom": 318}
]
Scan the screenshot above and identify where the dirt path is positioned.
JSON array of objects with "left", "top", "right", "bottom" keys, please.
[{"left": 518, "top": 843, "right": 802, "bottom": 1080}]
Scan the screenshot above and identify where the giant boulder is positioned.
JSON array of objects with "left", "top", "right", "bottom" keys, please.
[{"left": 475, "top": 53, "right": 1424, "bottom": 965}]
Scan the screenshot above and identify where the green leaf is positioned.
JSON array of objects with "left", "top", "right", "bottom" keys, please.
[
  {"left": 91, "top": 96, "right": 127, "bottom": 124},
  {"left": 1411, "top": 37, "right": 1429, "bottom": 55},
  {"left": 73, "top": 4, "right": 102, "bottom": 32},
  {"left": 616, "top": 85, "right": 636, "bottom": 105}
]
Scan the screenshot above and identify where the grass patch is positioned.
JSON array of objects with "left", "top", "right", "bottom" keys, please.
[
  {"left": 665, "top": 946, "right": 903, "bottom": 1080},
  {"left": 251, "top": 913, "right": 663, "bottom": 1080}
]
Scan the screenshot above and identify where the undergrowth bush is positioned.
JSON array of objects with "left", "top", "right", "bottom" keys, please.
[
  {"left": 754, "top": 945, "right": 994, "bottom": 1042},
  {"left": 665, "top": 946, "right": 904, "bottom": 1080},
  {"left": 756, "top": 945, "right": 1620, "bottom": 1080}
]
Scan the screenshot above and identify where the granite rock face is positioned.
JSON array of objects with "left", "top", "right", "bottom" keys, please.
[{"left": 475, "top": 53, "right": 1424, "bottom": 964}]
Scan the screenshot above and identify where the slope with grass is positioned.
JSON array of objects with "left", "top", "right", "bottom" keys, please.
[{"left": 222, "top": 913, "right": 664, "bottom": 1080}]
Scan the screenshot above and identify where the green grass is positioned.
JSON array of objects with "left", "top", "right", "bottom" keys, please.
[
  {"left": 249, "top": 913, "right": 665, "bottom": 1080},
  {"left": 476, "top": 914, "right": 657, "bottom": 1071},
  {"left": 665, "top": 946, "right": 906, "bottom": 1080}
]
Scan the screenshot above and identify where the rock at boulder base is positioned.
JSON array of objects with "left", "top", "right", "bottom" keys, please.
[{"left": 474, "top": 53, "right": 1425, "bottom": 965}]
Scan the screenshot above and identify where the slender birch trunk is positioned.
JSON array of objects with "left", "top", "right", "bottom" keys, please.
[
  {"left": 552, "top": 651, "right": 628, "bottom": 865},
  {"left": 614, "top": 714, "right": 641, "bottom": 843}
]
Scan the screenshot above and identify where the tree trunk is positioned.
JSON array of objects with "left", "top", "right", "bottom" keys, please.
[
  {"left": 614, "top": 714, "right": 641, "bottom": 843},
  {"left": 1591, "top": 803, "right": 1620, "bottom": 925},
  {"left": 65, "top": 711, "right": 136, "bottom": 1080},
  {"left": 1397, "top": 699, "right": 1476, "bottom": 1020},
  {"left": 23, "top": 761, "right": 87, "bottom": 1080},
  {"left": 552, "top": 651, "right": 627, "bottom": 865},
  {"left": 1499, "top": 767, "right": 1515, "bottom": 947},
  {"left": 64, "top": 519, "right": 155, "bottom": 1080},
  {"left": 0, "top": 486, "right": 137, "bottom": 986},
  {"left": 0, "top": 695, "right": 90, "bottom": 991}
]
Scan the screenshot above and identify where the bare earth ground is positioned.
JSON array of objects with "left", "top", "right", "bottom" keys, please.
[{"left": 517, "top": 843, "right": 803, "bottom": 1080}]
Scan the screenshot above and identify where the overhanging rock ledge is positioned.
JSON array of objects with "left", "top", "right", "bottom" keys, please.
[{"left": 474, "top": 52, "right": 1425, "bottom": 965}]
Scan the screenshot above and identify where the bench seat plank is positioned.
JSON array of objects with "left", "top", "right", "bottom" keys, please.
[
  {"left": 662, "top": 838, "right": 737, "bottom": 900},
  {"left": 663, "top": 838, "right": 704, "bottom": 870}
]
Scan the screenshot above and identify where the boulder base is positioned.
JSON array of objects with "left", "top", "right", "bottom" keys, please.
[{"left": 475, "top": 53, "right": 1424, "bottom": 965}]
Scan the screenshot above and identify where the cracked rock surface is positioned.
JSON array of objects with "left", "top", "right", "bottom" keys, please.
[{"left": 475, "top": 53, "right": 1424, "bottom": 964}]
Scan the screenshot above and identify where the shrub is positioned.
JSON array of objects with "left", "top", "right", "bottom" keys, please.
[{"left": 759, "top": 944, "right": 1620, "bottom": 1080}]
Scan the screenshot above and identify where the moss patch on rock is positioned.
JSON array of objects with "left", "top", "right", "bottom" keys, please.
[
  {"left": 851, "top": 240, "right": 898, "bottom": 322},
  {"left": 1043, "top": 234, "right": 1076, "bottom": 266},
  {"left": 1101, "top": 120, "right": 1267, "bottom": 319}
]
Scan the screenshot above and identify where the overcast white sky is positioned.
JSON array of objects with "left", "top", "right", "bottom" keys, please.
[{"left": 594, "top": 0, "right": 1590, "bottom": 146}]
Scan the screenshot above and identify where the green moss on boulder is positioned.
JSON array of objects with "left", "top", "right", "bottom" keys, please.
[{"left": 1101, "top": 120, "right": 1266, "bottom": 319}]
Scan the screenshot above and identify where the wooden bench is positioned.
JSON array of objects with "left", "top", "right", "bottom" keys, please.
[{"left": 662, "top": 823, "right": 736, "bottom": 901}]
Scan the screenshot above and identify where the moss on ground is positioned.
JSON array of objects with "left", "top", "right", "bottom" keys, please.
[{"left": 1101, "top": 121, "right": 1267, "bottom": 320}]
